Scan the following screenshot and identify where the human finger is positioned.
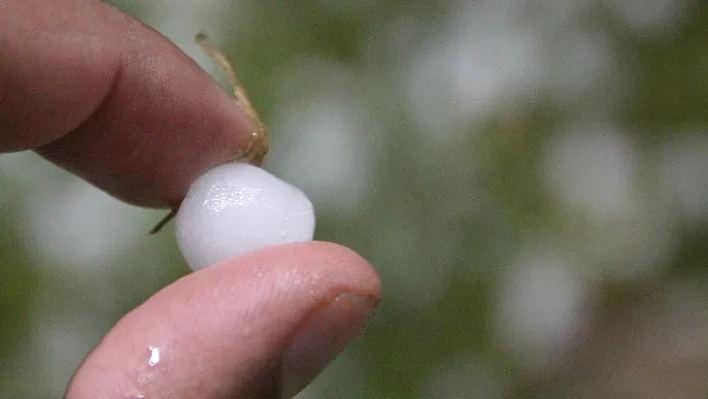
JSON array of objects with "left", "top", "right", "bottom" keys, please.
[
  {"left": 65, "top": 241, "right": 381, "bottom": 399},
  {"left": 0, "top": 0, "right": 256, "bottom": 208}
]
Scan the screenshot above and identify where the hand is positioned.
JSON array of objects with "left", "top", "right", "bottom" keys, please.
[{"left": 1, "top": 1, "right": 381, "bottom": 398}]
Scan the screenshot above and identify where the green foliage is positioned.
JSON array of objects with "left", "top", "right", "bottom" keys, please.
[{"left": 3, "top": 1, "right": 708, "bottom": 397}]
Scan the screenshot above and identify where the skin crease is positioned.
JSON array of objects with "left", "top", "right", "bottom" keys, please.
[{"left": 0, "top": 1, "right": 382, "bottom": 398}]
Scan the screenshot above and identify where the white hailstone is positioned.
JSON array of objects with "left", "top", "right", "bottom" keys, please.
[{"left": 175, "top": 163, "right": 315, "bottom": 271}]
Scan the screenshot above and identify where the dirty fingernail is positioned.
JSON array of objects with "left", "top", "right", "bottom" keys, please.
[{"left": 280, "top": 292, "right": 379, "bottom": 398}]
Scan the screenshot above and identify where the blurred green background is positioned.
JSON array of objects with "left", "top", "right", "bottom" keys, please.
[{"left": 3, "top": 0, "right": 708, "bottom": 397}]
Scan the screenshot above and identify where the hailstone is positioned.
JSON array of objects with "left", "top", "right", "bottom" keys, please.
[{"left": 175, "top": 163, "right": 315, "bottom": 271}]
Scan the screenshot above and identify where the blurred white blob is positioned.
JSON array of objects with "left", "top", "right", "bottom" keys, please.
[
  {"left": 144, "top": 0, "right": 233, "bottom": 48},
  {"left": 606, "top": 0, "right": 688, "bottom": 36},
  {"left": 269, "top": 57, "right": 374, "bottom": 218},
  {"left": 656, "top": 134, "right": 708, "bottom": 222},
  {"left": 495, "top": 247, "right": 591, "bottom": 369},
  {"left": 421, "top": 356, "right": 505, "bottom": 399},
  {"left": 0, "top": 152, "right": 56, "bottom": 196},
  {"left": 270, "top": 101, "right": 370, "bottom": 217},
  {"left": 542, "top": 29, "right": 616, "bottom": 105},
  {"left": 405, "top": 1, "right": 543, "bottom": 138},
  {"left": 141, "top": 0, "right": 237, "bottom": 89},
  {"left": 543, "top": 126, "right": 676, "bottom": 280},
  {"left": 545, "top": 127, "right": 637, "bottom": 221},
  {"left": 175, "top": 163, "right": 315, "bottom": 271},
  {"left": 20, "top": 176, "right": 149, "bottom": 277}
]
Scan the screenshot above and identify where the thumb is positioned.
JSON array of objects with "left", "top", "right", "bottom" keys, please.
[{"left": 65, "top": 242, "right": 381, "bottom": 399}]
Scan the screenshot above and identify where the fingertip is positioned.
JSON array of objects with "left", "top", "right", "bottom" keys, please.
[
  {"left": 299, "top": 241, "right": 382, "bottom": 298},
  {"left": 66, "top": 242, "right": 381, "bottom": 398}
]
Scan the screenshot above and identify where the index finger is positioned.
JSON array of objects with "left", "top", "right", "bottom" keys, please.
[{"left": 0, "top": 0, "right": 257, "bottom": 208}]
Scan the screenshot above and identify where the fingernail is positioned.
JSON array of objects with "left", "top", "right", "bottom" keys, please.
[{"left": 280, "top": 292, "right": 379, "bottom": 398}]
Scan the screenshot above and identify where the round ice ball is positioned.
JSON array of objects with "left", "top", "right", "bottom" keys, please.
[{"left": 175, "top": 163, "right": 315, "bottom": 271}]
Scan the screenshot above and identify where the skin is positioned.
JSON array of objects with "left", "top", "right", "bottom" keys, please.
[{"left": 0, "top": 1, "right": 381, "bottom": 398}]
